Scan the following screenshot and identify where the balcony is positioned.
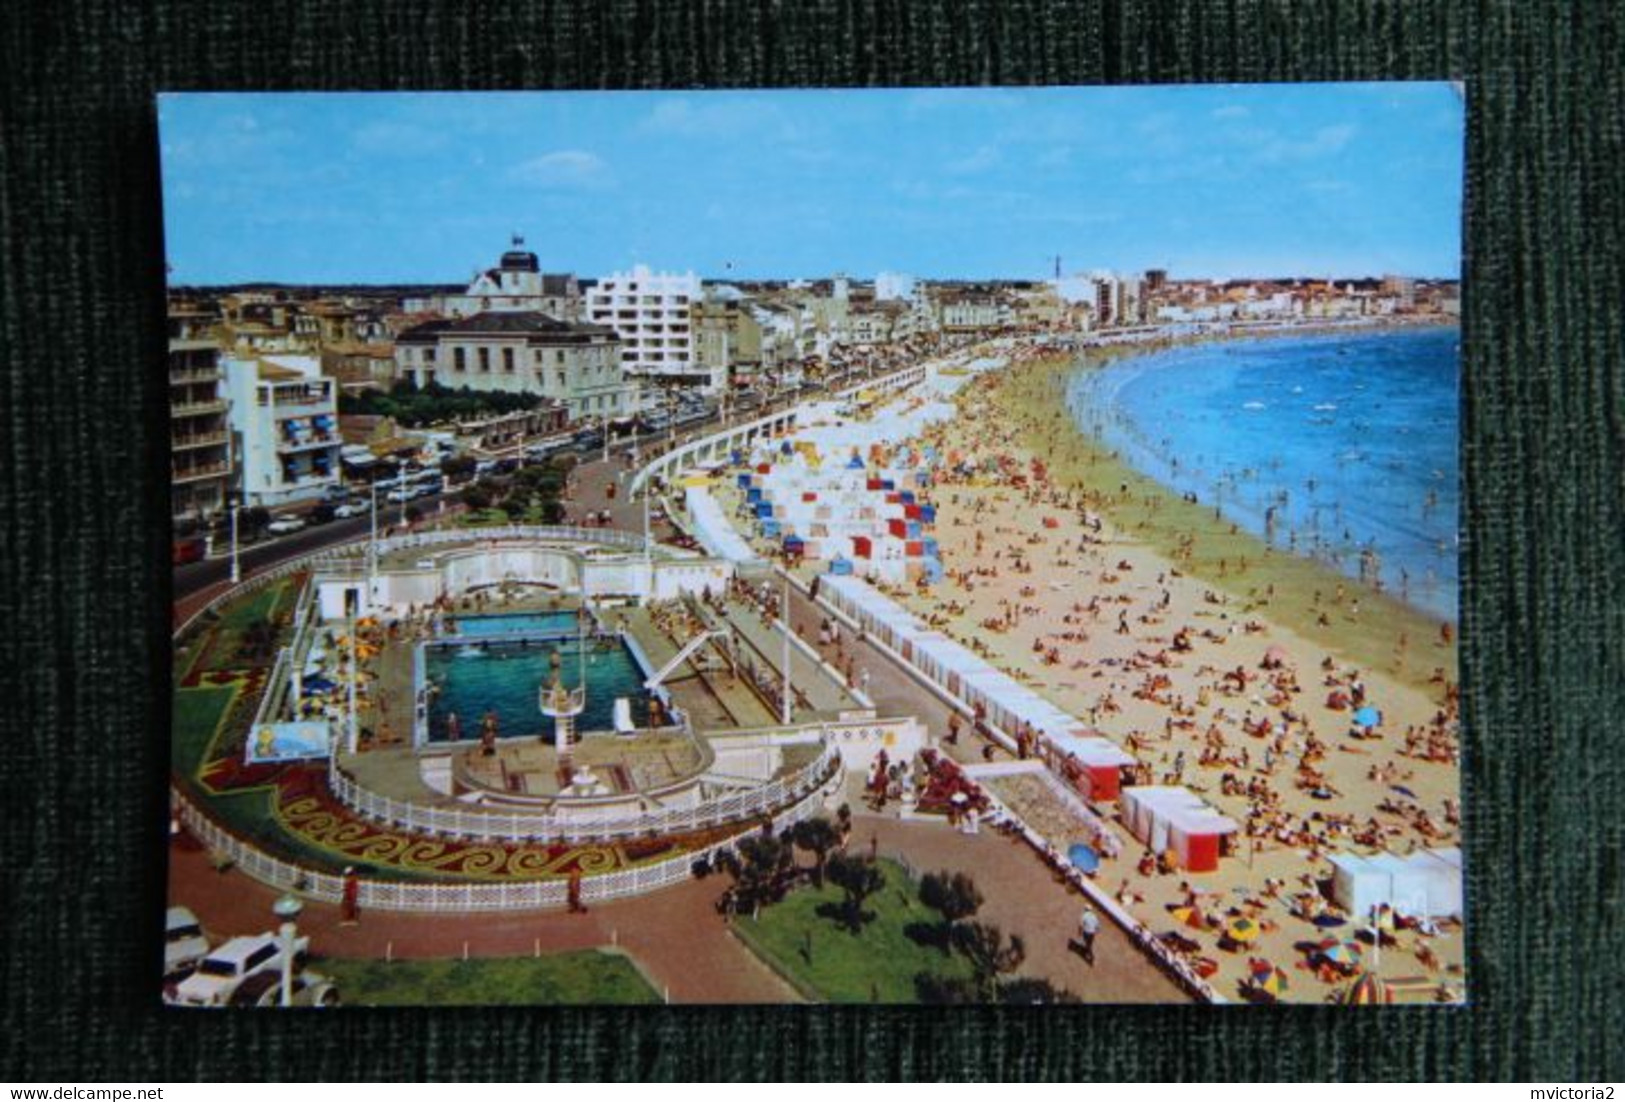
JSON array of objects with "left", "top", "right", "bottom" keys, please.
[
  {"left": 169, "top": 367, "right": 221, "bottom": 386},
  {"left": 172, "top": 461, "right": 231, "bottom": 485},
  {"left": 277, "top": 432, "right": 339, "bottom": 453},
  {"left": 172, "top": 430, "right": 228, "bottom": 451},
  {"left": 172, "top": 398, "right": 228, "bottom": 416}
]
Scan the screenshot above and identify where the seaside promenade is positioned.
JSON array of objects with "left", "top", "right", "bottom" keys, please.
[{"left": 669, "top": 322, "right": 1464, "bottom": 1003}]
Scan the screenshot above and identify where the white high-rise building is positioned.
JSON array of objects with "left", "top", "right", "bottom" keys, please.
[
  {"left": 222, "top": 355, "right": 342, "bottom": 507},
  {"left": 586, "top": 265, "right": 716, "bottom": 391}
]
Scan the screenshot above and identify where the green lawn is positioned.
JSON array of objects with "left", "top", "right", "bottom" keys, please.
[
  {"left": 192, "top": 579, "right": 295, "bottom": 674},
  {"left": 732, "top": 859, "right": 974, "bottom": 1003},
  {"left": 319, "top": 952, "right": 662, "bottom": 1006},
  {"left": 172, "top": 685, "right": 238, "bottom": 777}
]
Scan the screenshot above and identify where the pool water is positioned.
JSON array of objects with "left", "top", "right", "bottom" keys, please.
[
  {"left": 442, "top": 611, "right": 582, "bottom": 639},
  {"left": 425, "top": 634, "right": 652, "bottom": 742}
]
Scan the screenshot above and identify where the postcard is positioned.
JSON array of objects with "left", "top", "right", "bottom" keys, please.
[{"left": 162, "top": 85, "right": 1462, "bottom": 1006}]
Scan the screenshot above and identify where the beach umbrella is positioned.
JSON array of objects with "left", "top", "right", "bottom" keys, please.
[
  {"left": 1352, "top": 706, "right": 1382, "bottom": 728},
  {"left": 1249, "top": 960, "right": 1289, "bottom": 999},
  {"left": 301, "top": 677, "right": 337, "bottom": 695},
  {"left": 1261, "top": 645, "right": 1289, "bottom": 668},
  {"left": 1316, "top": 940, "right": 1362, "bottom": 968},
  {"left": 1066, "top": 843, "right": 1101, "bottom": 874},
  {"left": 1340, "top": 971, "right": 1393, "bottom": 1005},
  {"left": 1226, "top": 917, "right": 1263, "bottom": 944},
  {"left": 1171, "top": 906, "right": 1209, "bottom": 930}
]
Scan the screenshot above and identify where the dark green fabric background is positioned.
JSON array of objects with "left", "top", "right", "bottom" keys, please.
[{"left": 2, "top": 0, "right": 1621, "bottom": 1082}]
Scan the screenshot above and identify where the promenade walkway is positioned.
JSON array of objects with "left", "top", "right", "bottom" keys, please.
[{"left": 168, "top": 836, "right": 800, "bottom": 1004}]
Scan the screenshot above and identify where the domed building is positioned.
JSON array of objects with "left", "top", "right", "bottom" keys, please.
[{"left": 403, "top": 236, "right": 583, "bottom": 320}]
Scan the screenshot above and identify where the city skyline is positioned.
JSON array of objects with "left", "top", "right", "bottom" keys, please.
[{"left": 159, "top": 84, "right": 1463, "bottom": 285}]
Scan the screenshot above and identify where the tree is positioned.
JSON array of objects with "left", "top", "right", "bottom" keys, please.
[
  {"left": 732, "top": 833, "right": 791, "bottom": 918},
  {"left": 824, "top": 853, "right": 886, "bottom": 934},
  {"left": 950, "top": 921, "right": 1026, "bottom": 1000},
  {"left": 790, "top": 817, "right": 840, "bottom": 887},
  {"left": 919, "top": 870, "right": 983, "bottom": 926},
  {"left": 404, "top": 504, "right": 423, "bottom": 525},
  {"left": 459, "top": 485, "right": 492, "bottom": 511}
]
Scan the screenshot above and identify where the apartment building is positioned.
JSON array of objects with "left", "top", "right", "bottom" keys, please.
[
  {"left": 223, "top": 355, "right": 343, "bottom": 507},
  {"left": 586, "top": 265, "right": 715, "bottom": 391},
  {"left": 170, "top": 339, "right": 235, "bottom": 524}
]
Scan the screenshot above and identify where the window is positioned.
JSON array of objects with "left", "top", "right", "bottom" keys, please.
[
  {"left": 454, "top": 347, "right": 466, "bottom": 372},
  {"left": 424, "top": 347, "right": 436, "bottom": 363},
  {"left": 245, "top": 944, "right": 277, "bottom": 972},
  {"left": 502, "top": 347, "right": 514, "bottom": 373},
  {"left": 478, "top": 347, "right": 490, "bottom": 373}
]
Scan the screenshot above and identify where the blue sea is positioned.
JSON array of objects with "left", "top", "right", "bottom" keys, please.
[{"left": 1065, "top": 327, "right": 1460, "bottom": 622}]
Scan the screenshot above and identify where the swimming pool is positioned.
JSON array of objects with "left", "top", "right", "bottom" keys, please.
[
  {"left": 424, "top": 634, "right": 652, "bottom": 742},
  {"left": 441, "top": 611, "right": 582, "bottom": 639}
]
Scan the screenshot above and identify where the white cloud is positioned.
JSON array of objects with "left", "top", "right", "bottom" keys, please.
[{"left": 507, "top": 150, "right": 610, "bottom": 189}]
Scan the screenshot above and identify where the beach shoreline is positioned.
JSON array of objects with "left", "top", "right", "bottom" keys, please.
[{"left": 990, "top": 337, "right": 1457, "bottom": 696}]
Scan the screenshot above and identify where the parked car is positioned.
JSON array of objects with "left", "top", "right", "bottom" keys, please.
[
  {"left": 307, "top": 503, "right": 336, "bottom": 525},
  {"left": 386, "top": 486, "right": 415, "bottom": 503},
  {"left": 266, "top": 516, "right": 307, "bottom": 536},
  {"left": 164, "top": 906, "right": 210, "bottom": 979},
  {"left": 171, "top": 536, "right": 207, "bottom": 566},
  {"left": 171, "top": 933, "right": 308, "bottom": 1008},
  {"left": 322, "top": 483, "right": 352, "bottom": 502},
  {"left": 473, "top": 459, "right": 497, "bottom": 477},
  {"left": 229, "top": 968, "right": 340, "bottom": 1008},
  {"left": 332, "top": 500, "right": 367, "bottom": 519}
]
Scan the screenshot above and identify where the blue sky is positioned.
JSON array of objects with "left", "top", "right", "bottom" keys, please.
[{"left": 158, "top": 84, "right": 1463, "bottom": 284}]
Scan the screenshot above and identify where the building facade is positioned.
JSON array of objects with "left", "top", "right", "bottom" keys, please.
[
  {"left": 393, "top": 312, "right": 631, "bottom": 423},
  {"left": 691, "top": 296, "right": 765, "bottom": 388},
  {"left": 403, "top": 241, "right": 582, "bottom": 320},
  {"left": 170, "top": 339, "right": 235, "bottom": 524},
  {"left": 586, "top": 265, "right": 714, "bottom": 391},
  {"left": 223, "top": 355, "right": 343, "bottom": 507}
]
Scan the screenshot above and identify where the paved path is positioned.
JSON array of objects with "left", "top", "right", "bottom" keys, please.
[
  {"left": 853, "top": 805, "right": 1186, "bottom": 1003},
  {"left": 168, "top": 836, "right": 800, "bottom": 1004}
]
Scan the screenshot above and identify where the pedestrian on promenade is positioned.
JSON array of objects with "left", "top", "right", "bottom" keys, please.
[{"left": 1075, "top": 906, "right": 1100, "bottom": 964}]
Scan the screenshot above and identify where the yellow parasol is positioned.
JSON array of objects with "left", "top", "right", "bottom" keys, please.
[{"left": 1226, "top": 917, "right": 1263, "bottom": 944}]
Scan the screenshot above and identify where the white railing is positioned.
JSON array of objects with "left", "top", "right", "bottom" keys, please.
[
  {"left": 328, "top": 733, "right": 844, "bottom": 845},
  {"left": 627, "top": 360, "right": 934, "bottom": 500},
  {"left": 171, "top": 758, "right": 838, "bottom": 913},
  {"left": 174, "top": 526, "right": 663, "bottom": 641}
]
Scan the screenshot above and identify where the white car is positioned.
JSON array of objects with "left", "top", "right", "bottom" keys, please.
[
  {"left": 387, "top": 486, "right": 416, "bottom": 503},
  {"left": 164, "top": 906, "right": 210, "bottom": 978},
  {"left": 332, "top": 501, "right": 367, "bottom": 519},
  {"left": 172, "top": 932, "right": 308, "bottom": 1008},
  {"left": 266, "top": 516, "right": 307, "bottom": 536}
]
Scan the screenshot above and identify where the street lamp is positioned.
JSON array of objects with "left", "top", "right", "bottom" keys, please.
[
  {"left": 228, "top": 499, "right": 242, "bottom": 584},
  {"left": 272, "top": 892, "right": 304, "bottom": 1008}
]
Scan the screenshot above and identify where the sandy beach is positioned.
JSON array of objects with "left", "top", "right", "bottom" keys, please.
[{"left": 835, "top": 338, "right": 1464, "bottom": 1002}]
